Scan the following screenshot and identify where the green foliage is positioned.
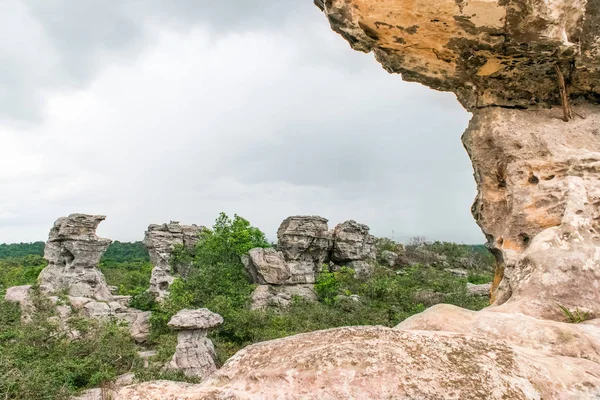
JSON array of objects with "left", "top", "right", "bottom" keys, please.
[
  {"left": 0, "top": 256, "right": 47, "bottom": 295},
  {"left": 99, "top": 242, "right": 153, "bottom": 296},
  {"left": 0, "top": 242, "right": 45, "bottom": 259},
  {"left": 195, "top": 212, "right": 270, "bottom": 266},
  {"left": 467, "top": 271, "right": 494, "bottom": 285},
  {"left": 557, "top": 303, "right": 591, "bottom": 323},
  {"left": 147, "top": 213, "right": 269, "bottom": 364},
  {"left": 0, "top": 220, "right": 494, "bottom": 395},
  {"left": 99, "top": 259, "right": 154, "bottom": 296},
  {"left": 101, "top": 241, "right": 150, "bottom": 263},
  {"left": 0, "top": 291, "right": 138, "bottom": 400}
]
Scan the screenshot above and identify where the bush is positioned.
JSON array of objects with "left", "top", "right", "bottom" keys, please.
[
  {"left": 0, "top": 256, "right": 47, "bottom": 295},
  {"left": 0, "top": 292, "right": 139, "bottom": 400}
]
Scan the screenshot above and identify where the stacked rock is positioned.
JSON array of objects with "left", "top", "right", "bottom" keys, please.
[{"left": 242, "top": 216, "right": 376, "bottom": 310}]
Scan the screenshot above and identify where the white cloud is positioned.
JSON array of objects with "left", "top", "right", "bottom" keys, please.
[{"left": 0, "top": 1, "right": 482, "bottom": 244}]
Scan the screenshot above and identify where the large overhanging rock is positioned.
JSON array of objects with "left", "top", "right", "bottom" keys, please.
[
  {"left": 321, "top": 0, "right": 600, "bottom": 110},
  {"left": 38, "top": 214, "right": 113, "bottom": 301},
  {"left": 143, "top": 222, "right": 204, "bottom": 300},
  {"left": 319, "top": 0, "right": 600, "bottom": 321}
]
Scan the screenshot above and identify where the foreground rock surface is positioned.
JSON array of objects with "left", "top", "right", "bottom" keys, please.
[
  {"left": 144, "top": 222, "right": 204, "bottom": 300},
  {"left": 38, "top": 214, "right": 113, "bottom": 301},
  {"left": 105, "top": 325, "right": 600, "bottom": 399}
]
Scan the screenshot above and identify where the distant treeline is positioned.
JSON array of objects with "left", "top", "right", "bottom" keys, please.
[
  {"left": 0, "top": 242, "right": 45, "bottom": 259},
  {"left": 0, "top": 241, "right": 149, "bottom": 263}
]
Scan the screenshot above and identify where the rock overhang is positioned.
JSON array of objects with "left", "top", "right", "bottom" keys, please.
[{"left": 320, "top": 0, "right": 600, "bottom": 110}]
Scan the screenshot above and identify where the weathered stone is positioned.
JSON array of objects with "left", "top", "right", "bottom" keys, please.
[
  {"left": 168, "top": 309, "right": 224, "bottom": 331},
  {"left": 277, "top": 216, "right": 333, "bottom": 266},
  {"left": 444, "top": 268, "right": 468, "bottom": 278},
  {"left": 111, "top": 326, "right": 599, "bottom": 399},
  {"left": 167, "top": 309, "right": 223, "bottom": 379},
  {"left": 119, "top": 310, "right": 151, "bottom": 344},
  {"left": 143, "top": 222, "right": 204, "bottom": 301},
  {"left": 345, "top": 260, "right": 373, "bottom": 278},
  {"left": 320, "top": 0, "right": 600, "bottom": 110},
  {"left": 4, "top": 285, "right": 34, "bottom": 314},
  {"left": 38, "top": 214, "right": 113, "bottom": 301},
  {"left": 249, "top": 284, "right": 317, "bottom": 311},
  {"left": 467, "top": 282, "right": 491, "bottom": 297},
  {"left": 464, "top": 104, "right": 600, "bottom": 320},
  {"left": 332, "top": 220, "right": 376, "bottom": 263},
  {"left": 379, "top": 250, "right": 399, "bottom": 267},
  {"left": 397, "top": 304, "right": 600, "bottom": 364},
  {"left": 241, "top": 248, "right": 290, "bottom": 285}
]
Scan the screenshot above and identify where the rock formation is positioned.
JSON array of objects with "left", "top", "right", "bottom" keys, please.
[
  {"left": 243, "top": 216, "right": 376, "bottom": 309},
  {"left": 143, "top": 222, "right": 204, "bottom": 300},
  {"left": 5, "top": 214, "right": 150, "bottom": 343},
  {"left": 167, "top": 308, "right": 223, "bottom": 378},
  {"left": 277, "top": 216, "right": 333, "bottom": 271},
  {"left": 331, "top": 220, "right": 376, "bottom": 277},
  {"left": 379, "top": 249, "right": 399, "bottom": 267},
  {"left": 317, "top": 0, "right": 600, "bottom": 321},
  {"left": 38, "top": 214, "right": 113, "bottom": 301},
  {"left": 465, "top": 105, "right": 600, "bottom": 319},
  {"left": 320, "top": 0, "right": 600, "bottom": 111}
]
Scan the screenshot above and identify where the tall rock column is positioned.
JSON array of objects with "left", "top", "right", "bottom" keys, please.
[
  {"left": 38, "top": 214, "right": 113, "bottom": 301},
  {"left": 143, "top": 222, "right": 204, "bottom": 300},
  {"left": 318, "top": 0, "right": 600, "bottom": 321}
]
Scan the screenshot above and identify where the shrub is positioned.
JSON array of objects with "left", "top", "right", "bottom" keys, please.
[{"left": 0, "top": 292, "right": 139, "bottom": 400}]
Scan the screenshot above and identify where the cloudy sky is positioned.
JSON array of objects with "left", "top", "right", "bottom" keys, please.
[{"left": 0, "top": 0, "right": 482, "bottom": 244}]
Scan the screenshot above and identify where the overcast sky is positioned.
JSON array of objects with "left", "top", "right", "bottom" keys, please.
[{"left": 0, "top": 1, "right": 482, "bottom": 244}]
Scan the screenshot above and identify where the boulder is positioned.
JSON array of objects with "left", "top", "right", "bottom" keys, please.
[
  {"left": 379, "top": 250, "right": 399, "bottom": 267},
  {"left": 4, "top": 285, "right": 34, "bottom": 315},
  {"left": 444, "top": 268, "right": 468, "bottom": 278},
  {"left": 249, "top": 284, "right": 317, "bottom": 311},
  {"left": 241, "top": 248, "right": 290, "bottom": 285},
  {"left": 38, "top": 214, "right": 113, "bottom": 301},
  {"left": 331, "top": 220, "right": 376, "bottom": 263},
  {"left": 167, "top": 309, "right": 223, "bottom": 378},
  {"left": 276, "top": 216, "right": 333, "bottom": 266},
  {"left": 345, "top": 260, "right": 373, "bottom": 278},
  {"left": 143, "top": 222, "right": 204, "bottom": 300},
  {"left": 464, "top": 104, "right": 600, "bottom": 320},
  {"left": 467, "top": 283, "right": 491, "bottom": 297}
]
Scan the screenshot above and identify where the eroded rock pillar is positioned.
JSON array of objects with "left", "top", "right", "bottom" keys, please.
[{"left": 464, "top": 104, "right": 600, "bottom": 320}]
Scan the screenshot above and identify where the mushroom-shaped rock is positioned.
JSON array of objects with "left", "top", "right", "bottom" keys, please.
[
  {"left": 168, "top": 308, "right": 224, "bottom": 331},
  {"left": 167, "top": 309, "right": 223, "bottom": 378}
]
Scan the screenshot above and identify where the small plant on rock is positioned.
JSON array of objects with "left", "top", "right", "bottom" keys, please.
[{"left": 557, "top": 303, "right": 591, "bottom": 323}]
